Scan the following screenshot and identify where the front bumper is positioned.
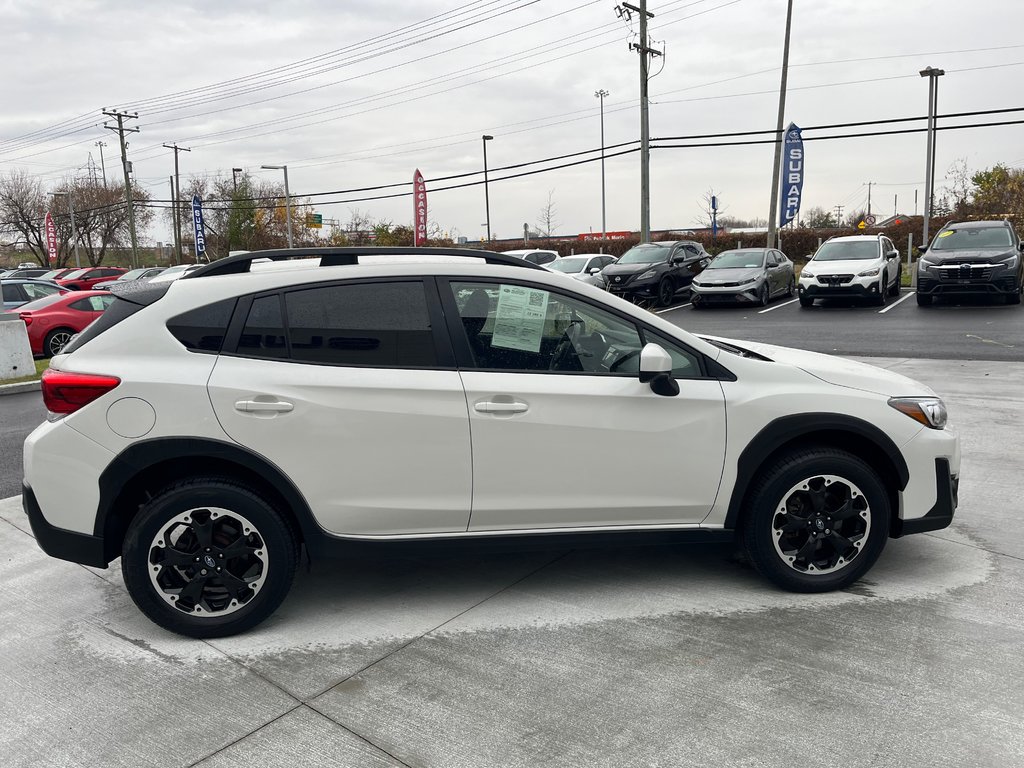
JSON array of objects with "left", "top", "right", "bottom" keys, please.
[
  {"left": 22, "top": 482, "right": 108, "bottom": 568},
  {"left": 892, "top": 459, "right": 958, "bottom": 537},
  {"left": 798, "top": 278, "right": 880, "bottom": 299},
  {"left": 606, "top": 277, "right": 659, "bottom": 299},
  {"left": 691, "top": 284, "right": 761, "bottom": 304},
  {"left": 916, "top": 271, "right": 1019, "bottom": 296}
]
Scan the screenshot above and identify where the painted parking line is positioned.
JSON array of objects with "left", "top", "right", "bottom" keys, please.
[
  {"left": 655, "top": 303, "right": 691, "bottom": 314},
  {"left": 878, "top": 290, "right": 915, "bottom": 314},
  {"left": 758, "top": 298, "right": 800, "bottom": 314}
]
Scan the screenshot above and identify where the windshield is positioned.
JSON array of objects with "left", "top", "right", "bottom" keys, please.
[
  {"left": 119, "top": 268, "right": 151, "bottom": 280},
  {"left": 548, "top": 257, "right": 587, "bottom": 273},
  {"left": 40, "top": 269, "right": 65, "bottom": 279},
  {"left": 618, "top": 245, "right": 668, "bottom": 264},
  {"left": 61, "top": 268, "right": 90, "bottom": 279},
  {"left": 932, "top": 227, "right": 1013, "bottom": 250},
  {"left": 812, "top": 241, "right": 878, "bottom": 261},
  {"left": 708, "top": 250, "right": 765, "bottom": 269}
]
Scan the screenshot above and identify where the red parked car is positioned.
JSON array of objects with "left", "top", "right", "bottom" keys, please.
[
  {"left": 56, "top": 266, "right": 127, "bottom": 290},
  {"left": 13, "top": 290, "right": 115, "bottom": 357}
]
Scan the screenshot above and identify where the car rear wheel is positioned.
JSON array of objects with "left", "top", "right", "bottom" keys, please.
[
  {"left": 656, "top": 278, "right": 675, "bottom": 307},
  {"left": 740, "top": 447, "right": 890, "bottom": 592},
  {"left": 786, "top": 278, "right": 796, "bottom": 297},
  {"left": 121, "top": 477, "right": 299, "bottom": 638},
  {"left": 44, "top": 328, "right": 76, "bottom": 357}
]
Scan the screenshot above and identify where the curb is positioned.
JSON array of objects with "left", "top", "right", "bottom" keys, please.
[{"left": 0, "top": 380, "right": 41, "bottom": 396}]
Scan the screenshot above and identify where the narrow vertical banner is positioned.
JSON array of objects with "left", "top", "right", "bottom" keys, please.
[
  {"left": 191, "top": 195, "right": 207, "bottom": 259},
  {"left": 778, "top": 123, "right": 804, "bottom": 229},
  {"left": 44, "top": 212, "right": 58, "bottom": 263},
  {"left": 413, "top": 169, "right": 427, "bottom": 246}
]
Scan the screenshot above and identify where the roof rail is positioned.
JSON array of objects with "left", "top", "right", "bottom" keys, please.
[{"left": 182, "top": 247, "right": 547, "bottom": 279}]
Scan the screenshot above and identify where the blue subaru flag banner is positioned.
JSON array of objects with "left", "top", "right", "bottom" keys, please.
[
  {"left": 779, "top": 123, "right": 804, "bottom": 228},
  {"left": 192, "top": 195, "right": 207, "bottom": 258}
]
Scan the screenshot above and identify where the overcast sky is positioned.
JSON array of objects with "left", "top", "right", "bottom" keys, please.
[{"left": 2, "top": 0, "right": 1022, "bottom": 245}]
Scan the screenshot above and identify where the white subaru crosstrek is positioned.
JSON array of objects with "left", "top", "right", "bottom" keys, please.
[
  {"left": 798, "top": 234, "right": 902, "bottom": 307},
  {"left": 23, "top": 248, "right": 959, "bottom": 637}
]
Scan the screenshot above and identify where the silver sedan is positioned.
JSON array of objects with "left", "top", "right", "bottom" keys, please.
[{"left": 690, "top": 248, "right": 795, "bottom": 308}]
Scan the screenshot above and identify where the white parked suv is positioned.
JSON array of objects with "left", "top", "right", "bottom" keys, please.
[
  {"left": 798, "top": 235, "right": 902, "bottom": 307},
  {"left": 23, "top": 248, "right": 959, "bottom": 637}
]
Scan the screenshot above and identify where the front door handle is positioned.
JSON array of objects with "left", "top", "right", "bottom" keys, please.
[
  {"left": 235, "top": 399, "right": 294, "bottom": 414},
  {"left": 474, "top": 401, "right": 528, "bottom": 414}
]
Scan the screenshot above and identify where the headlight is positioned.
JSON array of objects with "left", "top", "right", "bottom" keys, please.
[
  {"left": 801, "top": 269, "right": 814, "bottom": 278},
  {"left": 692, "top": 279, "right": 702, "bottom": 287},
  {"left": 638, "top": 269, "right": 658, "bottom": 280},
  {"left": 998, "top": 253, "right": 1019, "bottom": 269},
  {"left": 858, "top": 267, "right": 880, "bottom": 277},
  {"left": 888, "top": 397, "right": 947, "bottom": 429}
]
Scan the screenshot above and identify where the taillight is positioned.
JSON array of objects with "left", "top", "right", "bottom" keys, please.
[
  {"left": 19, "top": 312, "right": 32, "bottom": 326},
  {"left": 41, "top": 369, "right": 121, "bottom": 414}
]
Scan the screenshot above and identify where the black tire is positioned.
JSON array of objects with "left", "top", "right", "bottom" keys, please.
[
  {"left": 1006, "top": 283, "right": 1021, "bottom": 305},
  {"left": 691, "top": 297, "right": 704, "bottom": 309},
  {"left": 888, "top": 267, "right": 902, "bottom": 296},
  {"left": 122, "top": 477, "right": 299, "bottom": 638},
  {"left": 786, "top": 277, "right": 796, "bottom": 297},
  {"left": 798, "top": 294, "right": 813, "bottom": 308},
  {"left": 758, "top": 283, "right": 770, "bottom": 307},
  {"left": 916, "top": 292, "right": 933, "bottom": 307},
  {"left": 656, "top": 278, "right": 675, "bottom": 307},
  {"left": 874, "top": 275, "right": 888, "bottom": 306},
  {"left": 740, "top": 447, "right": 890, "bottom": 592},
  {"left": 44, "top": 327, "right": 76, "bottom": 357}
]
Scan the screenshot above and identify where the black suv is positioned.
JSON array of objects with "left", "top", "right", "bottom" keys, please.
[
  {"left": 602, "top": 241, "right": 711, "bottom": 306},
  {"left": 916, "top": 220, "right": 1023, "bottom": 306}
]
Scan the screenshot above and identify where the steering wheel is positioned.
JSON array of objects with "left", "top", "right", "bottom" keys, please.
[
  {"left": 609, "top": 348, "right": 642, "bottom": 373},
  {"left": 548, "top": 322, "right": 583, "bottom": 371}
]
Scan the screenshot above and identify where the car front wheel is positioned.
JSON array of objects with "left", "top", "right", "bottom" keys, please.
[
  {"left": 656, "top": 278, "right": 675, "bottom": 307},
  {"left": 740, "top": 447, "right": 890, "bottom": 592},
  {"left": 121, "top": 477, "right": 299, "bottom": 638}
]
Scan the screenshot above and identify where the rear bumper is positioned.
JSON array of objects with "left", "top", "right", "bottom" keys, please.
[
  {"left": 892, "top": 458, "right": 958, "bottom": 537},
  {"left": 22, "top": 482, "right": 109, "bottom": 568}
]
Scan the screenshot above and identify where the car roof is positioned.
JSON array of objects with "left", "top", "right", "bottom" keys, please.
[
  {"left": 826, "top": 235, "right": 883, "bottom": 243},
  {"left": 941, "top": 220, "right": 1011, "bottom": 229}
]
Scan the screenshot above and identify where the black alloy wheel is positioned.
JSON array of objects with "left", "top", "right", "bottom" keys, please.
[
  {"left": 741, "top": 447, "right": 890, "bottom": 592},
  {"left": 122, "top": 477, "right": 298, "bottom": 638},
  {"left": 656, "top": 278, "right": 675, "bottom": 307}
]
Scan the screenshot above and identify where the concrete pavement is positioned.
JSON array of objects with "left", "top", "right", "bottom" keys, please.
[{"left": 1, "top": 357, "right": 1023, "bottom": 767}]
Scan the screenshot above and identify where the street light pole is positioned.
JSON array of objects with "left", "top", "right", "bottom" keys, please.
[
  {"left": 261, "top": 164, "right": 294, "bottom": 249},
  {"left": 595, "top": 89, "right": 609, "bottom": 242},
  {"left": 482, "top": 135, "right": 493, "bottom": 242},
  {"left": 230, "top": 168, "right": 243, "bottom": 254},
  {"left": 920, "top": 66, "right": 945, "bottom": 246},
  {"left": 49, "top": 191, "right": 81, "bottom": 269}
]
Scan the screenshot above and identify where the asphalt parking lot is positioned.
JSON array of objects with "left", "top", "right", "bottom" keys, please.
[{"left": 2, "top": 351, "right": 1024, "bottom": 767}]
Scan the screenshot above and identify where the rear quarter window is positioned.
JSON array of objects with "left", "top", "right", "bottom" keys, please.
[{"left": 167, "top": 298, "right": 237, "bottom": 353}]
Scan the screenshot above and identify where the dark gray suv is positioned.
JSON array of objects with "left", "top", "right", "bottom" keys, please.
[{"left": 916, "top": 220, "right": 1023, "bottom": 306}]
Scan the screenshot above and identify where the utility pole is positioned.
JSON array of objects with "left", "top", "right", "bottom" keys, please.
[
  {"left": 95, "top": 141, "right": 107, "bottom": 186},
  {"left": 169, "top": 176, "right": 179, "bottom": 264},
  {"left": 595, "top": 89, "right": 609, "bottom": 241},
  {"left": 481, "top": 135, "right": 493, "bottom": 242},
  {"left": 866, "top": 181, "right": 874, "bottom": 216},
  {"left": 103, "top": 109, "right": 140, "bottom": 268},
  {"left": 766, "top": 0, "right": 794, "bottom": 249},
  {"left": 834, "top": 205, "right": 844, "bottom": 226},
  {"left": 619, "top": 2, "right": 661, "bottom": 243},
  {"left": 920, "top": 66, "right": 945, "bottom": 246},
  {"left": 163, "top": 143, "right": 191, "bottom": 263}
]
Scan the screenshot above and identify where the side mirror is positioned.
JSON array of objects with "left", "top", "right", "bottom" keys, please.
[
  {"left": 588, "top": 266, "right": 600, "bottom": 274},
  {"left": 638, "top": 343, "right": 680, "bottom": 397},
  {"left": 918, "top": 245, "right": 928, "bottom": 253}
]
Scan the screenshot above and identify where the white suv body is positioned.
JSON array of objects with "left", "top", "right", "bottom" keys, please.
[
  {"left": 798, "top": 235, "right": 902, "bottom": 307},
  {"left": 23, "top": 248, "right": 959, "bottom": 637}
]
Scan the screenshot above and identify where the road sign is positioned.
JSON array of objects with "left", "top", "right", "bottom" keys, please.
[
  {"left": 857, "top": 220, "right": 867, "bottom": 230},
  {"left": 865, "top": 214, "right": 877, "bottom": 226},
  {"left": 305, "top": 213, "right": 323, "bottom": 229}
]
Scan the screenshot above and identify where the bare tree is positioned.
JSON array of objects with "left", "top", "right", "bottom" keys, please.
[
  {"left": 537, "top": 189, "right": 559, "bottom": 237},
  {"left": 801, "top": 206, "right": 837, "bottom": 228},
  {"left": 944, "top": 157, "right": 972, "bottom": 214}
]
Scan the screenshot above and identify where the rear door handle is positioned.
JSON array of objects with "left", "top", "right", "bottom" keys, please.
[
  {"left": 474, "top": 401, "right": 528, "bottom": 414},
  {"left": 235, "top": 399, "right": 294, "bottom": 413}
]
